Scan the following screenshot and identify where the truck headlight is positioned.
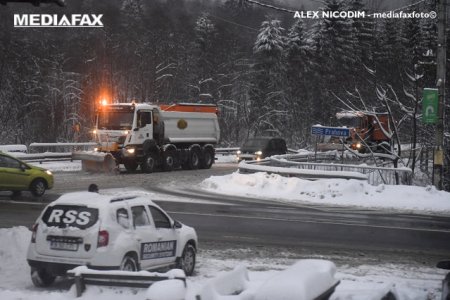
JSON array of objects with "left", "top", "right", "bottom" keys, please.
[
  {"left": 126, "top": 148, "right": 135, "bottom": 154},
  {"left": 236, "top": 150, "right": 241, "bottom": 155},
  {"left": 255, "top": 150, "right": 262, "bottom": 156},
  {"left": 45, "top": 170, "right": 52, "bottom": 176},
  {"left": 356, "top": 143, "right": 362, "bottom": 149}
]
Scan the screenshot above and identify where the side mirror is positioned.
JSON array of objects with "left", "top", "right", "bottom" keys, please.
[
  {"left": 20, "top": 164, "right": 27, "bottom": 171},
  {"left": 173, "top": 220, "right": 182, "bottom": 229},
  {"left": 133, "top": 128, "right": 138, "bottom": 131}
]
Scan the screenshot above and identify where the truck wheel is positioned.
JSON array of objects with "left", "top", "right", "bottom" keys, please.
[
  {"left": 31, "top": 267, "right": 56, "bottom": 287},
  {"left": 30, "top": 179, "right": 46, "bottom": 197},
  {"left": 200, "top": 148, "right": 214, "bottom": 169},
  {"left": 163, "top": 151, "right": 175, "bottom": 172},
  {"left": 187, "top": 150, "right": 200, "bottom": 170},
  {"left": 141, "top": 153, "right": 157, "bottom": 173},
  {"left": 124, "top": 161, "right": 138, "bottom": 172}
]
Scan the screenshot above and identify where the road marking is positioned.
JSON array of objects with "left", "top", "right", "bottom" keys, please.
[
  {"left": 0, "top": 200, "right": 46, "bottom": 206},
  {"left": 167, "top": 210, "right": 450, "bottom": 234}
]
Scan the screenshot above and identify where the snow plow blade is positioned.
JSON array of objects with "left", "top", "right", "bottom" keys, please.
[{"left": 72, "top": 151, "right": 117, "bottom": 173}]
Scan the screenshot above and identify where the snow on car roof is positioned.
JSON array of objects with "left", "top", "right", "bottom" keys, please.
[{"left": 51, "top": 191, "right": 154, "bottom": 207}]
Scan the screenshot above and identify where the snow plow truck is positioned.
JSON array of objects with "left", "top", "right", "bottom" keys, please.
[
  {"left": 336, "top": 111, "right": 392, "bottom": 153},
  {"left": 83, "top": 102, "right": 220, "bottom": 173}
]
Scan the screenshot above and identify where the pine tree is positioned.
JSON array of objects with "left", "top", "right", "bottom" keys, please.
[
  {"left": 190, "top": 13, "right": 218, "bottom": 102},
  {"left": 309, "top": 0, "right": 356, "bottom": 122},
  {"left": 285, "top": 18, "right": 314, "bottom": 145},
  {"left": 254, "top": 19, "right": 285, "bottom": 60},
  {"left": 251, "top": 18, "right": 287, "bottom": 137}
]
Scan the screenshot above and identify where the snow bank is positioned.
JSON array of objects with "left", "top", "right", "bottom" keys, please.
[
  {"left": 0, "top": 226, "right": 32, "bottom": 288},
  {"left": 200, "top": 172, "right": 450, "bottom": 213},
  {"left": 0, "top": 144, "right": 27, "bottom": 153},
  {"left": 254, "top": 260, "right": 338, "bottom": 300},
  {"left": 28, "top": 160, "right": 82, "bottom": 172},
  {"left": 146, "top": 279, "right": 186, "bottom": 300},
  {"left": 195, "top": 265, "right": 249, "bottom": 299},
  {"left": 0, "top": 228, "right": 443, "bottom": 300}
]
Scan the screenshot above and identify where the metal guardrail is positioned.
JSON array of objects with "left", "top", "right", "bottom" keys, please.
[
  {"left": 215, "top": 147, "right": 239, "bottom": 155},
  {"left": 239, "top": 154, "right": 413, "bottom": 186},
  {"left": 18, "top": 154, "right": 74, "bottom": 164},
  {"left": 4, "top": 143, "right": 413, "bottom": 184},
  {"left": 67, "top": 268, "right": 186, "bottom": 297},
  {"left": 215, "top": 148, "right": 300, "bottom": 155}
]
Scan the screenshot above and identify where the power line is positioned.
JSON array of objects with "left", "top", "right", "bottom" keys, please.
[
  {"left": 373, "top": 0, "right": 428, "bottom": 14},
  {"left": 245, "top": 0, "right": 296, "bottom": 14},
  {"left": 209, "top": 14, "right": 258, "bottom": 32}
]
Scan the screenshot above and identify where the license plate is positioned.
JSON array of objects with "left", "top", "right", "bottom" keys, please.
[{"left": 50, "top": 241, "right": 79, "bottom": 251}]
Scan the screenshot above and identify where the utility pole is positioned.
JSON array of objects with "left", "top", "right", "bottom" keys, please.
[{"left": 433, "top": 0, "right": 447, "bottom": 190}]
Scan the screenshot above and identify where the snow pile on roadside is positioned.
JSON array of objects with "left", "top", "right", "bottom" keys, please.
[
  {"left": 200, "top": 172, "right": 450, "bottom": 213},
  {"left": 28, "top": 161, "right": 81, "bottom": 172},
  {"left": 0, "top": 227, "right": 445, "bottom": 299},
  {"left": 0, "top": 226, "right": 32, "bottom": 288},
  {"left": 215, "top": 154, "right": 238, "bottom": 164}
]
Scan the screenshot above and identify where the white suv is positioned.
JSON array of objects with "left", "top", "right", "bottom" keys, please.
[{"left": 26, "top": 190, "right": 198, "bottom": 287}]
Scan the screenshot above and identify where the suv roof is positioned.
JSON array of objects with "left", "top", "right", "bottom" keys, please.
[
  {"left": 51, "top": 191, "right": 153, "bottom": 207},
  {"left": 242, "top": 137, "right": 285, "bottom": 146}
]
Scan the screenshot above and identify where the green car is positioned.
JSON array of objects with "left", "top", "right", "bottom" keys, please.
[{"left": 0, "top": 152, "right": 54, "bottom": 197}]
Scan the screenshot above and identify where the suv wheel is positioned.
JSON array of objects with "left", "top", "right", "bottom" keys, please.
[
  {"left": 31, "top": 267, "right": 56, "bottom": 287},
  {"left": 176, "top": 244, "right": 196, "bottom": 276},
  {"left": 120, "top": 255, "right": 138, "bottom": 271},
  {"left": 30, "top": 179, "right": 46, "bottom": 197}
]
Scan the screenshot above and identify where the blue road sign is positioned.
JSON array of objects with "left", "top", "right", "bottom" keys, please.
[{"left": 311, "top": 126, "right": 350, "bottom": 137}]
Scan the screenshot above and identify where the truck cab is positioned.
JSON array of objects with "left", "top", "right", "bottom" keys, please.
[{"left": 336, "top": 111, "right": 391, "bottom": 153}]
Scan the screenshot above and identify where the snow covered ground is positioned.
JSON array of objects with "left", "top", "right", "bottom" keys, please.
[
  {"left": 1, "top": 154, "right": 448, "bottom": 299},
  {"left": 200, "top": 171, "right": 450, "bottom": 214},
  {"left": 0, "top": 227, "right": 446, "bottom": 300}
]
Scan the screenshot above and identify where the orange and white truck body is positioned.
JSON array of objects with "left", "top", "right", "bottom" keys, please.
[{"left": 336, "top": 111, "right": 391, "bottom": 153}]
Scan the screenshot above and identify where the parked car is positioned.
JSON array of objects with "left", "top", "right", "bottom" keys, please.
[
  {"left": 27, "top": 189, "right": 198, "bottom": 287},
  {"left": 237, "top": 137, "right": 287, "bottom": 161},
  {"left": 0, "top": 151, "right": 53, "bottom": 197}
]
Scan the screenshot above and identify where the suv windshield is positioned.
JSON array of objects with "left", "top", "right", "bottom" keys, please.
[
  {"left": 42, "top": 205, "right": 99, "bottom": 229},
  {"left": 242, "top": 139, "right": 269, "bottom": 148}
]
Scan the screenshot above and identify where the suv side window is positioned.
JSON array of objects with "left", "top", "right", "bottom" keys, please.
[
  {"left": 269, "top": 139, "right": 277, "bottom": 151},
  {"left": 280, "top": 139, "right": 287, "bottom": 152},
  {"left": 131, "top": 206, "right": 151, "bottom": 227},
  {"left": 116, "top": 208, "right": 130, "bottom": 229},
  {"left": 149, "top": 206, "right": 171, "bottom": 229}
]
